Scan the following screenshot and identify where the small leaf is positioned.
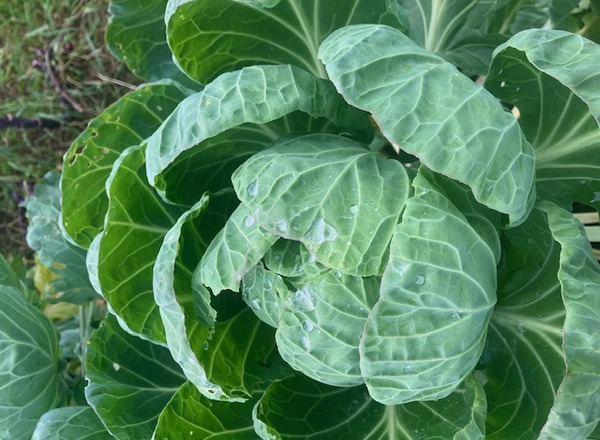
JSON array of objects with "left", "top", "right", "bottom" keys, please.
[
  {"left": 233, "top": 133, "right": 410, "bottom": 276},
  {"left": 241, "top": 264, "right": 291, "bottom": 329},
  {"left": 154, "top": 382, "right": 258, "bottom": 439},
  {"left": 0, "top": 287, "right": 61, "bottom": 440},
  {"left": 253, "top": 375, "right": 487, "bottom": 440},
  {"left": 31, "top": 406, "right": 112, "bottom": 440},
  {"left": 319, "top": 24, "right": 536, "bottom": 225},
  {"left": 62, "top": 82, "right": 188, "bottom": 248},
  {"left": 85, "top": 315, "right": 185, "bottom": 440},
  {"left": 361, "top": 169, "right": 499, "bottom": 405}
]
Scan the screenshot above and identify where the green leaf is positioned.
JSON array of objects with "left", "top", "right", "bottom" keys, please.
[
  {"left": 276, "top": 271, "right": 380, "bottom": 387},
  {"left": 165, "top": 0, "right": 398, "bottom": 82},
  {"left": 387, "top": 0, "right": 508, "bottom": 74},
  {"left": 319, "top": 24, "right": 536, "bottom": 225},
  {"left": 0, "top": 287, "right": 61, "bottom": 440},
  {"left": 85, "top": 314, "right": 185, "bottom": 440},
  {"left": 262, "top": 239, "right": 328, "bottom": 281},
  {"left": 62, "top": 82, "right": 189, "bottom": 248},
  {"left": 0, "top": 253, "right": 29, "bottom": 296},
  {"left": 198, "top": 203, "right": 278, "bottom": 295},
  {"left": 31, "top": 406, "right": 112, "bottom": 440},
  {"left": 486, "top": 29, "right": 600, "bottom": 211},
  {"left": 145, "top": 64, "right": 372, "bottom": 203},
  {"left": 232, "top": 133, "right": 411, "bottom": 276},
  {"left": 483, "top": 209, "right": 565, "bottom": 439},
  {"left": 253, "top": 375, "right": 487, "bottom": 440},
  {"left": 154, "top": 382, "right": 258, "bottom": 439},
  {"left": 24, "top": 171, "right": 96, "bottom": 304},
  {"left": 241, "top": 263, "right": 291, "bottom": 328},
  {"left": 106, "top": 0, "right": 197, "bottom": 84},
  {"left": 360, "top": 169, "right": 499, "bottom": 405},
  {"left": 549, "top": 0, "right": 580, "bottom": 24},
  {"left": 488, "top": 0, "right": 551, "bottom": 35},
  {"left": 97, "top": 145, "right": 184, "bottom": 344},
  {"left": 536, "top": 202, "right": 600, "bottom": 439}
]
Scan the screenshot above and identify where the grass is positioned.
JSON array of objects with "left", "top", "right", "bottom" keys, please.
[{"left": 0, "top": 0, "right": 137, "bottom": 258}]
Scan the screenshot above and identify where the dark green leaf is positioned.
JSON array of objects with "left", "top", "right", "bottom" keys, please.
[
  {"left": 166, "top": 0, "right": 398, "bottom": 82},
  {"left": 85, "top": 315, "right": 185, "bottom": 440},
  {"left": 361, "top": 169, "right": 499, "bottom": 405},
  {"left": 486, "top": 29, "right": 600, "bottom": 211},
  {"left": 154, "top": 382, "right": 258, "bottom": 439},
  {"left": 537, "top": 202, "right": 600, "bottom": 439},
  {"left": 31, "top": 406, "right": 112, "bottom": 440},
  {"left": 232, "top": 133, "right": 410, "bottom": 276},
  {"left": 145, "top": 65, "right": 372, "bottom": 203},
  {"left": 106, "top": 0, "right": 198, "bottom": 84},
  {"left": 0, "top": 287, "right": 61, "bottom": 440},
  {"left": 97, "top": 145, "right": 184, "bottom": 343},
  {"left": 62, "top": 83, "right": 188, "bottom": 248},
  {"left": 262, "top": 239, "right": 328, "bottom": 281},
  {"left": 25, "top": 171, "right": 96, "bottom": 304},
  {"left": 319, "top": 24, "right": 536, "bottom": 225},
  {"left": 484, "top": 209, "right": 565, "bottom": 439},
  {"left": 253, "top": 375, "right": 486, "bottom": 440}
]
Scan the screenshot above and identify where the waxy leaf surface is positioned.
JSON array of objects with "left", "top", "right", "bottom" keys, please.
[
  {"left": 31, "top": 407, "right": 112, "bottom": 440},
  {"left": 320, "top": 24, "right": 536, "bottom": 225}
]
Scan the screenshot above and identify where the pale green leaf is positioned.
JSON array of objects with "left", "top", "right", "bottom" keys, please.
[
  {"left": 232, "top": 133, "right": 410, "bottom": 276},
  {"left": 165, "top": 0, "right": 398, "bottom": 82},
  {"left": 0, "top": 287, "right": 61, "bottom": 440},
  {"left": 145, "top": 64, "right": 372, "bottom": 203},
  {"left": 31, "top": 407, "right": 112, "bottom": 440},
  {"left": 537, "top": 202, "right": 600, "bottom": 439},
  {"left": 361, "top": 169, "right": 498, "bottom": 405},
  {"left": 106, "top": 0, "right": 198, "bottom": 84},
  {"left": 85, "top": 315, "right": 185, "bottom": 440},
  {"left": 154, "top": 382, "right": 258, "bottom": 439},
  {"left": 486, "top": 29, "right": 600, "bottom": 211},
  {"left": 319, "top": 24, "right": 536, "bottom": 225},
  {"left": 98, "top": 145, "right": 184, "bottom": 344},
  {"left": 483, "top": 209, "right": 565, "bottom": 439},
  {"left": 253, "top": 375, "right": 486, "bottom": 440},
  {"left": 241, "top": 263, "right": 291, "bottom": 329},
  {"left": 197, "top": 203, "right": 278, "bottom": 295},
  {"left": 62, "top": 82, "right": 188, "bottom": 248},
  {"left": 276, "top": 271, "right": 380, "bottom": 387},
  {"left": 25, "top": 171, "right": 96, "bottom": 304}
]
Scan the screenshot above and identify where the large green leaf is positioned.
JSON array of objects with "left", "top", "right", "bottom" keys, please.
[
  {"left": 319, "top": 24, "right": 536, "bottom": 225},
  {"left": 97, "top": 145, "right": 184, "bottom": 344},
  {"left": 232, "top": 133, "right": 410, "bottom": 276},
  {"left": 276, "top": 271, "right": 380, "bottom": 387},
  {"left": 387, "top": 0, "right": 507, "bottom": 74},
  {"left": 253, "top": 375, "right": 486, "bottom": 440},
  {"left": 0, "top": 287, "right": 61, "bottom": 440},
  {"left": 62, "top": 82, "right": 188, "bottom": 248},
  {"left": 360, "top": 169, "right": 498, "bottom": 405},
  {"left": 85, "top": 315, "right": 185, "bottom": 440},
  {"left": 197, "top": 203, "right": 278, "bottom": 295},
  {"left": 145, "top": 64, "right": 372, "bottom": 203},
  {"left": 165, "top": 0, "right": 398, "bottom": 82},
  {"left": 31, "top": 407, "right": 112, "bottom": 440},
  {"left": 486, "top": 29, "right": 600, "bottom": 211},
  {"left": 536, "top": 202, "right": 600, "bottom": 439},
  {"left": 25, "top": 171, "right": 96, "bottom": 304},
  {"left": 483, "top": 209, "right": 565, "bottom": 439},
  {"left": 154, "top": 382, "right": 258, "bottom": 439},
  {"left": 106, "top": 0, "right": 197, "bottom": 84}
]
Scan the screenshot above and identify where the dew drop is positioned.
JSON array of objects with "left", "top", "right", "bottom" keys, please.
[
  {"left": 303, "top": 320, "right": 314, "bottom": 332},
  {"left": 276, "top": 219, "right": 289, "bottom": 233},
  {"left": 414, "top": 275, "right": 425, "bottom": 286},
  {"left": 112, "top": 362, "right": 121, "bottom": 371},
  {"left": 349, "top": 205, "right": 359, "bottom": 216},
  {"left": 305, "top": 218, "right": 338, "bottom": 248},
  {"left": 293, "top": 288, "right": 314, "bottom": 312},
  {"left": 244, "top": 215, "right": 255, "bottom": 227},
  {"left": 264, "top": 278, "right": 273, "bottom": 289},
  {"left": 334, "top": 270, "right": 342, "bottom": 278},
  {"left": 403, "top": 364, "right": 416, "bottom": 374},
  {"left": 517, "top": 323, "right": 526, "bottom": 334},
  {"left": 247, "top": 180, "right": 258, "bottom": 197},
  {"left": 202, "top": 342, "right": 209, "bottom": 350},
  {"left": 251, "top": 299, "right": 261, "bottom": 310},
  {"left": 300, "top": 336, "right": 311, "bottom": 350},
  {"left": 307, "top": 253, "right": 317, "bottom": 264},
  {"left": 449, "top": 311, "right": 461, "bottom": 321}
]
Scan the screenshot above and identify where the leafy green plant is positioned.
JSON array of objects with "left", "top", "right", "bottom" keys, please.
[{"left": 3, "top": 0, "right": 600, "bottom": 439}]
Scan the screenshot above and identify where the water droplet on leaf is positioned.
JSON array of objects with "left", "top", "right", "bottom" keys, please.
[
  {"left": 276, "top": 219, "right": 288, "bottom": 233},
  {"left": 414, "top": 275, "right": 425, "bottom": 286},
  {"left": 247, "top": 180, "right": 258, "bottom": 197},
  {"left": 403, "top": 364, "right": 416, "bottom": 374},
  {"left": 300, "top": 336, "right": 311, "bottom": 350},
  {"left": 293, "top": 288, "right": 314, "bottom": 312},
  {"left": 349, "top": 205, "right": 358, "bottom": 216},
  {"left": 244, "top": 215, "right": 255, "bottom": 227},
  {"left": 449, "top": 311, "right": 461, "bottom": 321},
  {"left": 251, "top": 299, "right": 261, "bottom": 310},
  {"left": 303, "top": 320, "right": 314, "bottom": 332}
]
